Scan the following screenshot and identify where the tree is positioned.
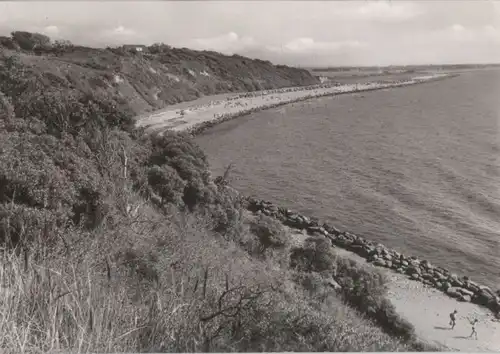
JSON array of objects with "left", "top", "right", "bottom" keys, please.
[{"left": 11, "top": 31, "right": 52, "bottom": 51}]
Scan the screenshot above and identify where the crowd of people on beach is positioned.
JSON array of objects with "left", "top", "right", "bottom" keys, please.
[
  {"left": 166, "top": 74, "right": 455, "bottom": 135},
  {"left": 175, "top": 75, "right": 447, "bottom": 121}
]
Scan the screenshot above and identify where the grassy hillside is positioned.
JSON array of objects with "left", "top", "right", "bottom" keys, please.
[
  {"left": 0, "top": 31, "right": 318, "bottom": 116},
  {"left": 0, "top": 32, "right": 436, "bottom": 353}
]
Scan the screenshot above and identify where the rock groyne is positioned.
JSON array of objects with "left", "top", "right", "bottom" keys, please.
[{"left": 245, "top": 196, "right": 500, "bottom": 317}]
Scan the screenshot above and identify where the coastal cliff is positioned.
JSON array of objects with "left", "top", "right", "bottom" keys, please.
[{"left": 0, "top": 31, "right": 318, "bottom": 117}]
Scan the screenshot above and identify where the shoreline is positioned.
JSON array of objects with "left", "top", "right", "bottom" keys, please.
[
  {"left": 136, "top": 73, "right": 457, "bottom": 135},
  {"left": 245, "top": 197, "right": 500, "bottom": 317},
  {"left": 245, "top": 197, "right": 500, "bottom": 351}
]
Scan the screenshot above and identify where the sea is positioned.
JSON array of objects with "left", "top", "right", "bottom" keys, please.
[{"left": 195, "top": 69, "right": 500, "bottom": 289}]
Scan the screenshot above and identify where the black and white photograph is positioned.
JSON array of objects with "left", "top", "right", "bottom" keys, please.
[{"left": 0, "top": 1, "right": 499, "bottom": 352}]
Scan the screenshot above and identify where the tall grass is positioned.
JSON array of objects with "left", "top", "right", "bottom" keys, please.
[{"left": 0, "top": 204, "right": 414, "bottom": 353}]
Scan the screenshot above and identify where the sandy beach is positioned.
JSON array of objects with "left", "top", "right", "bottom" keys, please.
[
  {"left": 136, "top": 73, "right": 452, "bottom": 134},
  {"left": 290, "top": 229, "right": 500, "bottom": 352}
]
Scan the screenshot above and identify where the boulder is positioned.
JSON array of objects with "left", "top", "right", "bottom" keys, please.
[
  {"left": 323, "top": 224, "right": 341, "bottom": 236},
  {"left": 475, "top": 291, "right": 496, "bottom": 307},
  {"left": 349, "top": 245, "right": 368, "bottom": 257},
  {"left": 411, "top": 273, "right": 420, "bottom": 281},
  {"left": 422, "top": 273, "right": 435, "bottom": 282},
  {"left": 423, "top": 280, "right": 434, "bottom": 287},
  {"left": 306, "top": 226, "right": 325, "bottom": 236},
  {"left": 433, "top": 271, "right": 447, "bottom": 282},
  {"left": 373, "top": 259, "right": 387, "bottom": 267},
  {"left": 420, "top": 260, "right": 433, "bottom": 270},
  {"left": 446, "top": 287, "right": 461, "bottom": 298},
  {"left": 456, "top": 288, "right": 474, "bottom": 297},
  {"left": 459, "top": 294, "right": 472, "bottom": 302},
  {"left": 465, "top": 281, "right": 480, "bottom": 293},
  {"left": 406, "top": 266, "right": 421, "bottom": 276}
]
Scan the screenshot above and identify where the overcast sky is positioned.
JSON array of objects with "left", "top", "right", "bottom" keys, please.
[{"left": 1, "top": 1, "right": 499, "bottom": 67}]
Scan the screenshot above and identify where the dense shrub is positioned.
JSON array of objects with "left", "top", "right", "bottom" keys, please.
[
  {"left": 11, "top": 31, "right": 51, "bottom": 51},
  {"left": 147, "top": 164, "right": 185, "bottom": 205},
  {"left": 249, "top": 214, "right": 289, "bottom": 254},
  {"left": 334, "top": 257, "right": 416, "bottom": 341},
  {"left": 290, "top": 237, "right": 336, "bottom": 272},
  {"left": 0, "top": 54, "right": 135, "bottom": 137}
]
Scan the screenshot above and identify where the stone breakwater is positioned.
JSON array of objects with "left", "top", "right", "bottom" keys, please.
[{"left": 244, "top": 196, "right": 500, "bottom": 317}]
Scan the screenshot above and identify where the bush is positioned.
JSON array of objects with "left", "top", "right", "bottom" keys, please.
[
  {"left": 334, "top": 256, "right": 416, "bottom": 341},
  {"left": 0, "top": 54, "right": 135, "bottom": 137},
  {"left": 11, "top": 31, "right": 51, "bottom": 51},
  {"left": 249, "top": 214, "right": 289, "bottom": 254},
  {"left": 290, "top": 237, "right": 336, "bottom": 272},
  {"left": 147, "top": 164, "right": 185, "bottom": 205}
]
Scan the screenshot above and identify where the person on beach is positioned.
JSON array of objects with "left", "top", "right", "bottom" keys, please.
[
  {"left": 449, "top": 310, "right": 458, "bottom": 329},
  {"left": 468, "top": 318, "right": 479, "bottom": 340}
]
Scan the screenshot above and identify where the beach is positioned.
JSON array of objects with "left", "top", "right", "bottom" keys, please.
[{"left": 136, "top": 73, "right": 452, "bottom": 134}]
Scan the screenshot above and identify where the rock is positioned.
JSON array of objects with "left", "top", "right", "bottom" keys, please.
[
  {"left": 465, "top": 281, "right": 480, "bottom": 293},
  {"left": 383, "top": 254, "right": 393, "bottom": 261},
  {"left": 411, "top": 273, "right": 420, "bottom": 280},
  {"left": 367, "top": 247, "right": 378, "bottom": 257},
  {"left": 401, "top": 260, "right": 409, "bottom": 267},
  {"left": 447, "top": 287, "right": 461, "bottom": 298},
  {"left": 479, "top": 286, "right": 495, "bottom": 297},
  {"left": 406, "top": 266, "right": 421, "bottom": 276},
  {"left": 307, "top": 226, "right": 325, "bottom": 236},
  {"left": 459, "top": 294, "right": 472, "bottom": 302},
  {"left": 436, "top": 266, "right": 449, "bottom": 274},
  {"left": 433, "top": 271, "right": 447, "bottom": 282},
  {"left": 421, "top": 260, "right": 433, "bottom": 270},
  {"left": 373, "top": 259, "right": 387, "bottom": 267},
  {"left": 385, "top": 261, "right": 393, "bottom": 268},
  {"left": 323, "top": 224, "right": 341, "bottom": 235},
  {"left": 422, "top": 273, "right": 435, "bottom": 282},
  {"left": 396, "top": 267, "right": 405, "bottom": 274},
  {"left": 449, "top": 274, "right": 464, "bottom": 288},
  {"left": 349, "top": 245, "right": 368, "bottom": 257},
  {"left": 442, "top": 282, "right": 452, "bottom": 290},
  {"left": 476, "top": 291, "right": 496, "bottom": 307},
  {"left": 457, "top": 288, "right": 475, "bottom": 297}
]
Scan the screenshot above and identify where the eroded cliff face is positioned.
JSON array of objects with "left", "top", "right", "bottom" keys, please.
[{"left": 0, "top": 35, "right": 318, "bottom": 116}]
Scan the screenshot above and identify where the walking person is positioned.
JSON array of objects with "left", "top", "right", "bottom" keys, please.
[
  {"left": 469, "top": 318, "right": 479, "bottom": 340},
  {"left": 449, "top": 310, "right": 458, "bottom": 329}
]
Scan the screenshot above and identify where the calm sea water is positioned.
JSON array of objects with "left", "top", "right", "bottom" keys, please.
[{"left": 195, "top": 70, "right": 500, "bottom": 289}]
